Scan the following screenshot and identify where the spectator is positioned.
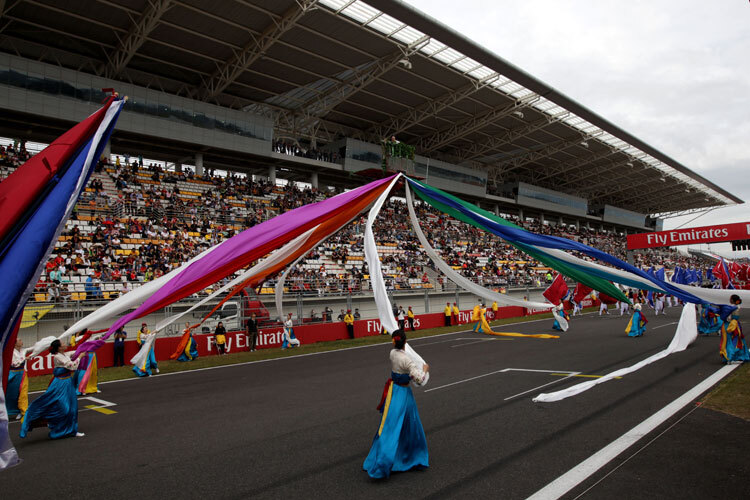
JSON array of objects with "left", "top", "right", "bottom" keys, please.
[
  {"left": 246, "top": 313, "right": 258, "bottom": 352},
  {"left": 113, "top": 326, "right": 126, "bottom": 367},
  {"left": 214, "top": 321, "right": 227, "bottom": 355},
  {"left": 344, "top": 309, "right": 354, "bottom": 339}
]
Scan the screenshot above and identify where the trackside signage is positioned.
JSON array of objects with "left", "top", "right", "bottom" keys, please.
[
  {"left": 26, "top": 303, "right": 577, "bottom": 376},
  {"left": 627, "top": 222, "right": 750, "bottom": 250}
]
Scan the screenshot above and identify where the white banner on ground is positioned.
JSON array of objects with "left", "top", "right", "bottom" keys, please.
[{"left": 533, "top": 303, "right": 698, "bottom": 402}]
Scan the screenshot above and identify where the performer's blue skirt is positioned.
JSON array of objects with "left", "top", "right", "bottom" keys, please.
[
  {"left": 20, "top": 367, "right": 78, "bottom": 439},
  {"left": 628, "top": 312, "right": 647, "bottom": 337},
  {"left": 552, "top": 319, "right": 562, "bottom": 331},
  {"left": 720, "top": 321, "right": 750, "bottom": 363},
  {"left": 133, "top": 347, "right": 158, "bottom": 377},
  {"left": 177, "top": 336, "right": 199, "bottom": 362},
  {"left": 363, "top": 372, "right": 428, "bottom": 479},
  {"left": 6, "top": 368, "right": 25, "bottom": 417},
  {"left": 698, "top": 312, "right": 722, "bottom": 335}
]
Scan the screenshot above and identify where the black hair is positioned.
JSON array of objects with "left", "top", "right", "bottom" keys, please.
[
  {"left": 49, "top": 339, "right": 62, "bottom": 354},
  {"left": 731, "top": 294, "right": 742, "bottom": 305},
  {"left": 392, "top": 329, "right": 406, "bottom": 350}
]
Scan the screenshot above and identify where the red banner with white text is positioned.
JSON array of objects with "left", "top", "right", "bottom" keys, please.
[
  {"left": 25, "top": 304, "right": 577, "bottom": 376},
  {"left": 627, "top": 222, "right": 750, "bottom": 250}
]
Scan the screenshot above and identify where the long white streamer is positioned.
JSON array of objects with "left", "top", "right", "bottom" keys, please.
[
  {"left": 405, "top": 184, "right": 552, "bottom": 311},
  {"left": 363, "top": 173, "right": 428, "bottom": 386},
  {"left": 275, "top": 252, "right": 308, "bottom": 323},
  {"left": 533, "top": 303, "right": 698, "bottom": 402},
  {"left": 363, "top": 175, "right": 401, "bottom": 334}
]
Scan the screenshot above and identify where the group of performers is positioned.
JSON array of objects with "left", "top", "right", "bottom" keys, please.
[{"left": 5, "top": 290, "right": 747, "bottom": 481}]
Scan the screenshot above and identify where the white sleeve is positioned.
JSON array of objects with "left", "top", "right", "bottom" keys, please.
[
  {"left": 55, "top": 352, "right": 80, "bottom": 370},
  {"left": 405, "top": 356, "right": 426, "bottom": 385},
  {"left": 12, "top": 349, "right": 25, "bottom": 368}
]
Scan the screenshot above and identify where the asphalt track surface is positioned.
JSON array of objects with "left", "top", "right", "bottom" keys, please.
[{"left": 5, "top": 311, "right": 750, "bottom": 499}]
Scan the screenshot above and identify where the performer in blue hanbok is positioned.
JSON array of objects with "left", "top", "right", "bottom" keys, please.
[
  {"left": 133, "top": 323, "right": 158, "bottom": 377},
  {"left": 698, "top": 304, "right": 722, "bottom": 335},
  {"left": 20, "top": 339, "right": 85, "bottom": 439},
  {"left": 364, "top": 330, "right": 429, "bottom": 479},
  {"left": 6, "top": 338, "right": 28, "bottom": 420},
  {"left": 626, "top": 304, "right": 648, "bottom": 337},
  {"left": 552, "top": 304, "right": 570, "bottom": 331},
  {"left": 719, "top": 295, "right": 749, "bottom": 363},
  {"left": 281, "top": 313, "right": 300, "bottom": 349}
]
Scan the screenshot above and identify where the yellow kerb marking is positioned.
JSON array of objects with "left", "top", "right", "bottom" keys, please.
[{"left": 85, "top": 405, "right": 117, "bottom": 415}]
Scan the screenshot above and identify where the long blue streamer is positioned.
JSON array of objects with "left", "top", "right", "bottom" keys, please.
[{"left": 407, "top": 178, "right": 704, "bottom": 304}]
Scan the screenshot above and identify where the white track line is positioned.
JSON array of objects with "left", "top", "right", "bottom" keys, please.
[
  {"left": 503, "top": 374, "right": 580, "bottom": 401},
  {"left": 424, "top": 368, "right": 579, "bottom": 393},
  {"left": 526, "top": 363, "right": 739, "bottom": 500},
  {"left": 451, "top": 338, "right": 507, "bottom": 348},
  {"left": 425, "top": 368, "right": 511, "bottom": 393},
  {"left": 651, "top": 322, "right": 678, "bottom": 330},
  {"left": 27, "top": 313, "right": 594, "bottom": 394}
]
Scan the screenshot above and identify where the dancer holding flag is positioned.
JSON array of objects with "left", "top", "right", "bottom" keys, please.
[
  {"left": 544, "top": 274, "right": 569, "bottom": 331},
  {"left": 133, "top": 323, "right": 158, "bottom": 376},
  {"left": 363, "top": 330, "right": 429, "bottom": 479},
  {"left": 171, "top": 322, "right": 199, "bottom": 362},
  {"left": 5, "top": 339, "right": 28, "bottom": 421},
  {"left": 20, "top": 339, "right": 84, "bottom": 439},
  {"left": 0, "top": 95, "right": 123, "bottom": 468}
]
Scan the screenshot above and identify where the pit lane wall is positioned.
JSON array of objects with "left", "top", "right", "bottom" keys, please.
[{"left": 26, "top": 299, "right": 596, "bottom": 376}]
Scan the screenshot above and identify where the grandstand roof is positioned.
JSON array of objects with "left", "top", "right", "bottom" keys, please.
[{"left": 0, "top": 0, "right": 742, "bottom": 217}]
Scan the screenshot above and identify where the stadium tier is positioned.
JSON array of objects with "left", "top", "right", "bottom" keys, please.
[{"left": 2, "top": 144, "right": 707, "bottom": 306}]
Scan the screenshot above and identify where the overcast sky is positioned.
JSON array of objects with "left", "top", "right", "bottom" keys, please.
[{"left": 406, "top": 0, "right": 749, "bottom": 245}]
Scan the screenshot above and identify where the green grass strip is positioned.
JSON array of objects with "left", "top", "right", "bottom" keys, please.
[{"left": 702, "top": 363, "right": 750, "bottom": 421}]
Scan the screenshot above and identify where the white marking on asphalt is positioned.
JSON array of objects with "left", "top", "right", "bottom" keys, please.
[
  {"left": 451, "top": 338, "right": 510, "bottom": 348},
  {"left": 651, "top": 322, "right": 678, "bottom": 330},
  {"left": 425, "top": 368, "right": 579, "bottom": 393},
  {"left": 8, "top": 396, "right": 119, "bottom": 424},
  {"left": 503, "top": 375, "right": 580, "bottom": 401},
  {"left": 416, "top": 337, "right": 480, "bottom": 347},
  {"left": 425, "top": 368, "right": 511, "bottom": 392},
  {"left": 80, "top": 396, "right": 116, "bottom": 408},
  {"left": 525, "top": 363, "right": 740, "bottom": 500}
]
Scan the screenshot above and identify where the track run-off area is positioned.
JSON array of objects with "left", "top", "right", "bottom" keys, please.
[{"left": 5, "top": 311, "right": 749, "bottom": 499}]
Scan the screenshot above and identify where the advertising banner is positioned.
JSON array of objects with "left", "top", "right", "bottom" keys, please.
[{"left": 627, "top": 222, "right": 750, "bottom": 249}]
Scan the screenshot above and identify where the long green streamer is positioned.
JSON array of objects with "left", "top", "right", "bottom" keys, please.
[{"left": 408, "top": 178, "right": 629, "bottom": 303}]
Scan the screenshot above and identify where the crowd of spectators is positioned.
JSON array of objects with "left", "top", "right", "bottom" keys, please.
[
  {"left": 272, "top": 139, "right": 340, "bottom": 164},
  {"left": 0, "top": 142, "right": 710, "bottom": 304}
]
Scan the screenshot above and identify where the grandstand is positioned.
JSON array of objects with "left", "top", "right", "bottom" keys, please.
[{"left": 0, "top": 0, "right": 742, "bottom": 326}]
